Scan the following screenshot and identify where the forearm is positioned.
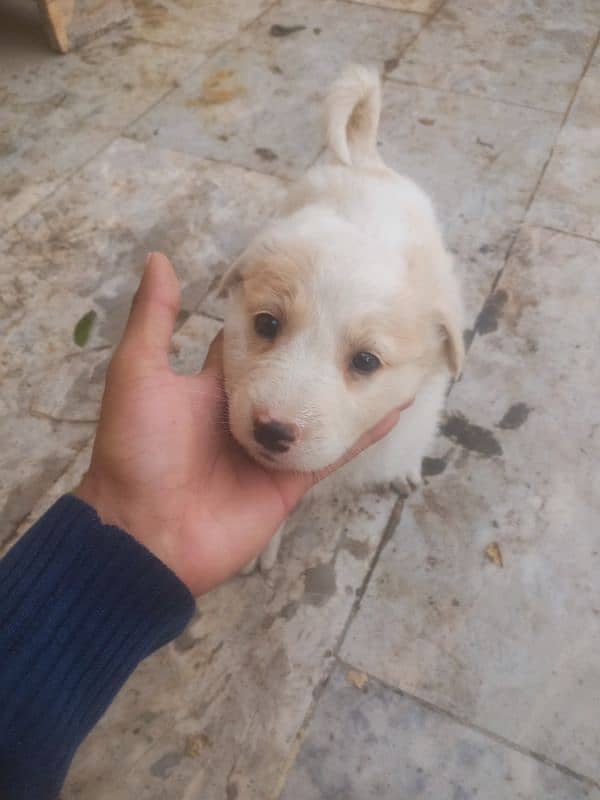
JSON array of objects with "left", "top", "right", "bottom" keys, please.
[{"left": 0, "top": 495, "right": 195, "bottom": 800}]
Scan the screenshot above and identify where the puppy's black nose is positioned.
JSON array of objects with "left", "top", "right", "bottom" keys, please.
[{"left": 253, "top": 416, "right": 298, "bottom": 453}]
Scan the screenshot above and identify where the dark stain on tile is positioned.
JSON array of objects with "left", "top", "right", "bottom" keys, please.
[
  {"left": 418, "top": 117, "right": 436, "bottom": 126},
  {"left": 384, "top": 56, "right": 399, "bottom": 73},
  {"left": 498, "top": 402, "right": 532, "bottom": 430},
  {"left": 174, "top": 629, "right": 201, "bottom": 652},
  {"left": 206, "top": 640, "right": 224, "bottom": 665},
  {"left": 313, "top": 27, "right": 321, "bottom": 35},
  {"left": 269, "top": 24, "right": 306, "bottom": 37},
  {"left": 303, "top": 562, "right": 337, "bottom": 607},
  {"left": 192, "top": 70, "right": 246, "bottom": 105},
  {"left": 280, "top": 600, "right": 300, "bottom": 621},
  {"left": 476, "top": 136, "right": 494, "bottom": 149},
  {"left": 441, "top": 412, "right": 502, "bottom": 457},
  {"left": 255, "top": 146, "right": 278, "bottom": 161},
  {"left": 262, "top": 600, "right": 299, "bottom": 631},
  {"left": 474, "top": 289, "right": 508, "bottom": 335},
  {"left": 226, "top": 780, "right": 239, "bottom": 799},
  {"left": 342, "top": 536, "right": 370, "bottom": 560},
  {"left": 139, "top": 710, "right": 159, "bottom": 725},
  {"left": 421, "top": 456, "right": 447, "bottom": 477},
  {"left": 175, "top": 308, "right": 191, "bottom": 330},
  {"left": 150, "top": 751, "right": 182, "bottom": 778},
  {"left": 184, "top": 732, "right": 212, "bottom": 756}
]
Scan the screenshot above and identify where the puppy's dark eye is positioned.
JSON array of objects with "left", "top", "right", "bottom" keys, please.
[
  {"left": 254, "top": 312, "right": 280, "bottom": 340},
  {"left": 351, "top": 351, "right": 381, "bottom": 374}
]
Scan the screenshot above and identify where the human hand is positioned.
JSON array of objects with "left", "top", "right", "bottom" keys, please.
[{"left": 75, "top": 253, "right": 404, "bottom": 595}]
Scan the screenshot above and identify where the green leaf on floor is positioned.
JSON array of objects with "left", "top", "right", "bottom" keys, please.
[{"left": 73, "top": 310, "right": 97, "bottom": 347}]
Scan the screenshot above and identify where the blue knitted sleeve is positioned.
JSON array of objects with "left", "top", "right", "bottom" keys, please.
[{"left": 0, "top": 494, "right": 196, "bottom": 799}]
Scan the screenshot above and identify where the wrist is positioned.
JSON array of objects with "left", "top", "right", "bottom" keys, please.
[
  {"left": 74, "top": 473, "right": 130, "bottom": 534},
  {"left": 74, "top": 475, "right": 172, "bottom": 575}
]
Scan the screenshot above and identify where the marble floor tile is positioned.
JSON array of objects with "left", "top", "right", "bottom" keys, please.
[
  {"left": 0, "top": 19, "right": 205, "bottom": 230},
  {"left": 379, "top": 81, "right": 560, "bottom": 319},
  {"left": 3, "top": 439, "right": 94, "bottom": 559},
  {"left": 0, "top": 413, "right": 92, "bottom": 550},
  {"left": 341, "top": 226, "right": 600, "bottom": 781},
  {"left": 390, "top": 0, "right": 598, "bottom": 112},
  {"left": 128, "top": 0, "right": 423, "bottom": 178},
  {"left": 528, "top": 45, "right": 600, "bottom": 241},
  {"left": 0, "top": 140, "right": 284, "bottom": 546},
  {"left": 130, "top": 0, "right": 275, "bottom": 51},
  {"left": 4, "top": 138, "right": 284, "bottom": 357},
  {"left": 62, "top": 493, "right": 398, "bottom": 799},
  {"left": 281, "top": 664, "right": 600, "bottom": 800}
]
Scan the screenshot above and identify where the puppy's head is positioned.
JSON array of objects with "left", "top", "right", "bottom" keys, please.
[{"left": 220, "top": 213, "right": 462, "bottom": 472}]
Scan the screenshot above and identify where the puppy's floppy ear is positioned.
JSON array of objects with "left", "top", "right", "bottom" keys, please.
[
  {"left": 435, "top": 299, "right": 464, "bottom": 378},
  {"left": 408, "top": 242, "right": 464, "bottom": 378}
]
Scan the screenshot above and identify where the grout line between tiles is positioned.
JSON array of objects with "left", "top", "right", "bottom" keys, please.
[
  {"left": 335, "top": 497, "right": 405, "bottom": 651},
  {"left": 334, "top": 0, "right": 428, "bottom": 17},
  {"left": 464, "top": 29, "right": 600, "bottom": 358},
  {"left": 196, "top": 309, "right": 224, "bottom": 324},
  {"left": 178, "top": 151, "right": 295, "bottom": 182},
  {"left": 274, "top": 497, "right": 405, "bottom": 799},
  {"left": 335, "top": 656, "right": 600, "bottom": 791},
  {"left": 537, "top": 224, "right": 600, "bottom": 246},
  {"left": 522, "top": 29, "right": 600, "bottom": 219},
  {"left": 384, "top": 75, "right": 565, "bottom": 115},
  {"left": 381, "top": 0, "right": 451, "bottom": 74}
]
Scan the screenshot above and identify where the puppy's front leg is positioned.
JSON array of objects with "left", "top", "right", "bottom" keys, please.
[
  {"left": 259, "top": 525, "right": 284, "bottom": 572},
  {"left": 240, "top": 525, "right": 285, "bottom": 575}
]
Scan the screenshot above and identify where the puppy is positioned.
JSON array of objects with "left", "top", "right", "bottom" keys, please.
[{"left": 219, "top": 65, "right": 464, "bottom": 572}]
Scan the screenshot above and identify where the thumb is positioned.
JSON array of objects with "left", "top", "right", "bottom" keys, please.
[{"left": 121, "top": 252, "right": 181, "bottom": 358}]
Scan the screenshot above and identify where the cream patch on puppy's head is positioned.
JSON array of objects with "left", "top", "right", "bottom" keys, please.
[{"left": 219, "top": 211, "right": 462, "bottom": 472}]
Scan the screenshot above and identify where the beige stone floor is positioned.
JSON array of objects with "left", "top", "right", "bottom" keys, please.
[{"left": 1, "top": 1, "right": 599, "bottom": 798}]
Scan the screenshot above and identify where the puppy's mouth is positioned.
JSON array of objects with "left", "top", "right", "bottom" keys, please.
[
  {"left": 246, "top": 443, "right": 301, "bottom": 471},
  {"left": 254, "top": 448, "right": 278, "bottom": 465}
]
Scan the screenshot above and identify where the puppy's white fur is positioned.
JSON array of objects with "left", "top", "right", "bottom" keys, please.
[{"left": 219, "top": 65, "right": 464, "bottom": 571}]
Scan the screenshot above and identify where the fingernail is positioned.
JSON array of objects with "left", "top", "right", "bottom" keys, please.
[{"left": 145, "top": 252, "right": 155, "bottom": 266}]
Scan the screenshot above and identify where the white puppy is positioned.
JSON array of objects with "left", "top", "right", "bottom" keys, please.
[{"left": 219, "top": 65, "right": 464, "bottom": 571}]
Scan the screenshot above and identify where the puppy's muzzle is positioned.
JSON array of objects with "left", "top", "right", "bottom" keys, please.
[{"left": 253, "top": 413, "right": 299, "bottom": 453}]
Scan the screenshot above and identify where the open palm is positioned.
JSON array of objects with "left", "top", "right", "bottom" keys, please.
[{"left": 77, "top": 254, "right": 401, "bottom": 595}]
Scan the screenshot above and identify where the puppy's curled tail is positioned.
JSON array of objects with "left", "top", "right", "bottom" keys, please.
[{"left": 326, "top": 64, "right": 382, "bottom": 168}]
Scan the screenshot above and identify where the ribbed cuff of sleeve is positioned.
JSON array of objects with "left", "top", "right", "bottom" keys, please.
[{"left": 0, "top": 494, "right": 196, "bottom": 800}]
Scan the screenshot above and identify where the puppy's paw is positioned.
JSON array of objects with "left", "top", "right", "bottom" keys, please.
[
  {"left": 240, "top": 557, "right": 258, "bottom": 575},
  {"left": 391, "top": 467, "right": 422, "bottom": 496},
  {"left": 257, "top": 528, "right": 283, "bottom": 573},
  {"left": 406, "top": 467, "right": 422, "bottom": 489},
  {"left": 259, "top": 548, "right": 278, "bottom": 573},
  {"left": 259, "top": 534, "right": 282, "bottom": 572}
]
